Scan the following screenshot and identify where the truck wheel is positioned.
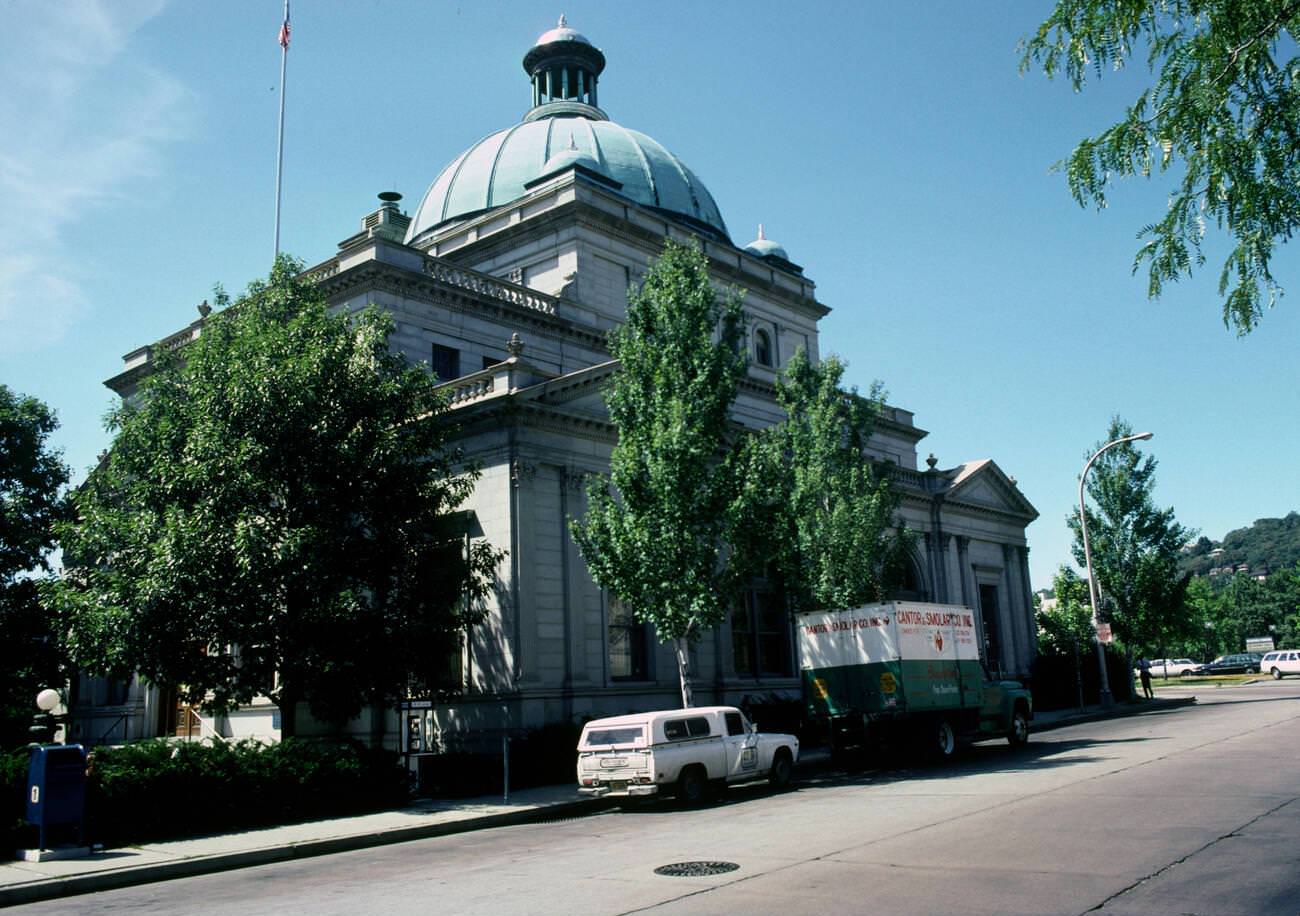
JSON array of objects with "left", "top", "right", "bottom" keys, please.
[
  {"left": 676, "top": 766, "right": 707, "bottom": 806},
  {"left": 1007, "top": 707, "right": 1030, "bottom": 748},
  {"left": 934, "top": 718, "right": 956, "bottom": 760},
  {"left": 768, "top": 750, "right": 793, "bottom": 791}
]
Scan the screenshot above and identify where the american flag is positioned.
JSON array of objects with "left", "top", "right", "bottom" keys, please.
[{"left": 278, "top": 1, "right": 291, "bottom": 49}]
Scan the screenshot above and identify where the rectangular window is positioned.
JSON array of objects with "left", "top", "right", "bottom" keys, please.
[
  {"left": 585, "top": 726, "right": 644, "bottom": 747},
  {"left": 482, "top": 355, "right": 499, "bottom": 371},
  {"left": 431, "top": 344, "right": 460, "bottom": 381},
  {"left": 664, "top": 716, "right": 711, "bottom": 740},
  {"left": 733, "top": 587, "right": 791, "bottom": 677},
  {"left": 608, "top": 600, "right": 649, "bottom": 681}
]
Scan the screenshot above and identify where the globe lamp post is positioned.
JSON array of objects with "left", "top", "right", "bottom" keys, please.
[
  {"left": 30, "top": 688, "right": 62, "bottom": 745},
  {"left": 1078, "top": 431, "right": 1154, "bottom": 707}
]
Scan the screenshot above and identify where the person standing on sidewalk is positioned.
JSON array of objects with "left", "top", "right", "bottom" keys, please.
[{"left": 1138, "top": 658, "right": 1153, "bottom": 699}]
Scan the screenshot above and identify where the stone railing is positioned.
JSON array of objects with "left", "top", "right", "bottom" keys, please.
[
  {"left": 421, "top": 257, "right": 558, "bottom": 316},
  {"left": 441, "top": 372, "right": 497, "bottom": 405},
  {"left": 304, "top": 258, "right": 340, "bottom": 282},
  {"left": 887, "top": 466, "right": 930, "bottom": 491},
  {"left": 156, "top": 325, "right": 200, "bottom": 354}
]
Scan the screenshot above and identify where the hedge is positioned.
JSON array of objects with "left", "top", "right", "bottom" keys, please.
[{"left": 3, "top": 738, "right": 409, "bottom": 853}]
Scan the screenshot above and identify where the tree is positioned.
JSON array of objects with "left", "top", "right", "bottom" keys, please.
[
  {"left": 571, "top": 241, "right": 749, "bottom": 707},
  {"left": 737, "top": 349, "right": 908, "bottom": 615},
  {"left": 52, "top": 256, "right": 502, "bottom": 736},
  {"left": 1021, "top": 1, "right": 1300, "bottom": 333},
  {"left": 1036, "top": 566, "right": 1096, "bottom": 657},
  {"left": 1069, "top": 417, "right": 1195, "bottom": 660},
  {"left": 0, "top": 385, "right": 70, "bottom": 746}
]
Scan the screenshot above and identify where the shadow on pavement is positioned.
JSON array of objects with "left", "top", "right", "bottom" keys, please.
[{"left": 608, "top": 734, "right": 1157, "bottom": 815}]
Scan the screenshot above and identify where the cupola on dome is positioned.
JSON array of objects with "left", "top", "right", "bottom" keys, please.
[{"left": 406, "top": 19, "right": 729, "bottom": 246}]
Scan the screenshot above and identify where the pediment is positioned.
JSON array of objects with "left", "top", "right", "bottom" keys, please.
[{"left": 946, "top": 460, "right": 1038, "bottom": 521}]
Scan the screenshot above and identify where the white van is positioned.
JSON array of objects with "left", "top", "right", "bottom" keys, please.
[
  {"left": 1259, "top": 650, "right": 1300, "bottom": 679},
  {"left": 576, "top": 705, "right": 799, "bottom": 803}
]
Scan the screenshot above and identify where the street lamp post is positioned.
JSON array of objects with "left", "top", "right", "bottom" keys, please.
[{"left": 1078, "top": 430, "right": 1154, "bottom": 707}]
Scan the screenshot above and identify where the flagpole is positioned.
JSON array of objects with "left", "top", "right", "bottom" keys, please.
[{"left": 273, "top": 0, "right": 290, "bottom": 259}]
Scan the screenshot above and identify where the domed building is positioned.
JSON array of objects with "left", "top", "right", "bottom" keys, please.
[{"left": 90, "top": 20, "right": 1038, "bottom": 757}]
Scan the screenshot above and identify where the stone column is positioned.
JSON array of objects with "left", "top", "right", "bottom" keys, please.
[
  {"left": 1018, "top": 546, "right": 1037, "bottom": 664},
  {"left": 1002, "top": 544, "right": 1028, "bottom": 676}
]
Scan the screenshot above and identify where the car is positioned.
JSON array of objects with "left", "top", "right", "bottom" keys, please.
[
  {"left": 1259, "top": 650, "right": 1300, "bottom": 679},
  {"left": 1192, "top": 653, "right": 1262, "bottom": 676},
  {"left": 575, "top": 705, "right": 799, "bottom": 803},
  {"left": 1139, "top": 658, "right": 1199, "bottom": 678}
]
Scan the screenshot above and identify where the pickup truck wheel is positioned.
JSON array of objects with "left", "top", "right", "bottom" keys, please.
[
  {"left": 676, "top": 766, "right": 708, "bottom": 806},
  {"left": 934, "top": 718, "right": 956, "bottom": 760},
  {"left": 1007, "top": 708, "right": 1030, "bottom": 748},
  {"left": 768, "top": 750, "right": 793, "bottom": 791}
]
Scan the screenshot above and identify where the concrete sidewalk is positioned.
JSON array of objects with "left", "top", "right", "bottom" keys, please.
[{"left": 0, "top": 696, "right": 1194, "bottom": 908}]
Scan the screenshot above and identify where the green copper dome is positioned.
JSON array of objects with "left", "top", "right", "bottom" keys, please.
[{"left": 406, "top": 20, "right": 729, "bottom": 245}]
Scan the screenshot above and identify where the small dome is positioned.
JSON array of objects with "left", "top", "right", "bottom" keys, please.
[
  {"left": 533, "top": 15, "right": 592, "bottom": 48},
  {"left": 743, "top": 224, "right": 788, "bottom": 261}
]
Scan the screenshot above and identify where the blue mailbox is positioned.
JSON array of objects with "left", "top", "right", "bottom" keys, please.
[{"left": 26, "top": 744, "right": 88, "bottom": 850}]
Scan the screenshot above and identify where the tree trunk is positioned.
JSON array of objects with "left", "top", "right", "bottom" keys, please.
[{"left": 674, "top": 637, "right": 694, "bottom": 708}]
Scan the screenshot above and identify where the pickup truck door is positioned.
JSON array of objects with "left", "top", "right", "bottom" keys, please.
[{"left": 723, "top": 711, "right": 760, "bottom": 780}]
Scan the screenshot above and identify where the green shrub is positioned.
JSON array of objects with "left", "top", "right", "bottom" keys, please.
[
  {"left": 2, "top": 748, "right": 33, "bottom": 855},
  {"left": 86, "top": 738, "right": 408, "bottom": 848}
]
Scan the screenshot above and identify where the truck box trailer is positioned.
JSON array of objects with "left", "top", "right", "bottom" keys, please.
[{"left": 796, "top": 601, "right": 1032, "bottom": 758}]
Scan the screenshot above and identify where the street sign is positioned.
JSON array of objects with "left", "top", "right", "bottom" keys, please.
[{"left": 1095, "top": 623, "right": 1113, "bottom": 644}]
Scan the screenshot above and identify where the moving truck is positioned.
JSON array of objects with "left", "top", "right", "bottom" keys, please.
[{"left": 797, "top": 601, "right": 1032, "bottom": 758}]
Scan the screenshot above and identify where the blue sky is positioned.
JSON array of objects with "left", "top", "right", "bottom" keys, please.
[{"left": 2, "top": 1, "right": 1297, "bottom": 589}]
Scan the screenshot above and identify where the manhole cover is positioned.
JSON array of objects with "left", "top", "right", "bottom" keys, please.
[{"left": 654, "top": 861, "right": 740, "bottom": 877}]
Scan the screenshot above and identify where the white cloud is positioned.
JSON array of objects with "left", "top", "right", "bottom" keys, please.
[{"left": 0, "top": 0, "right": 190, "bottom": 356}]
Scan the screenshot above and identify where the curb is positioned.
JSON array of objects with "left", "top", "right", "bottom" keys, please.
[
  {"left": 1029, "top": 696, "right": 1197, "bottom": 734},
  {"left": 0, "top": 797, "right": 614, "bottom": 908}
]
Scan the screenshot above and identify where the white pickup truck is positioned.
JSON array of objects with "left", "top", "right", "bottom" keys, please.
[{"left": 576, "top": 705, "right": 799, "bottom": 803}]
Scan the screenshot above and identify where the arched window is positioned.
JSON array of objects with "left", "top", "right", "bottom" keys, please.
[{"left": 754, "top": 328, "right": 773, "bottom": 367}]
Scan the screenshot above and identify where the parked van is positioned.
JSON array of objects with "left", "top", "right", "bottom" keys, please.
[
  {"left": 1259, "top": 650, "right": 1300, "bottom": 679},
  {"left": 576, "top": 705, "right": 799, "bottom": 803}
]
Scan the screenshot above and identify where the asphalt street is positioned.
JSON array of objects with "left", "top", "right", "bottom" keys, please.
[{"left": 13, "top": 681, "right": 1299, "bottom": 916}]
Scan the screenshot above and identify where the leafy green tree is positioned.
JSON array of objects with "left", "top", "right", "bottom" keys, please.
[
  {"left": 736, "top": 349, "right": 907, "bottom": 614},
  {"left": 52, "top": 256, "right": 502, "bottom": 736},
  {"left": 571, "top": 241, "right": 749, "bottom": 707},
  {"left": 1036, "top": 566, "right": 1096, "bottom": 657},
  {"left": 1069, "top": 417, "right": 1194, "bottom": 661},
  {"left": 0, "top": 386, "right": 70, "bottom": 746},
  {"left": 1021, "top": 1, "right": 1300, "bottom": 333}
]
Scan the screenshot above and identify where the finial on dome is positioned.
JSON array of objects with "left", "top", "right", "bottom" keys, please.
[
  {"left": 744, "top": 223, "right": 789, "bottom": 262},
  {"left": 558, "top": 13, "right": 567, "bottom": 27}
]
